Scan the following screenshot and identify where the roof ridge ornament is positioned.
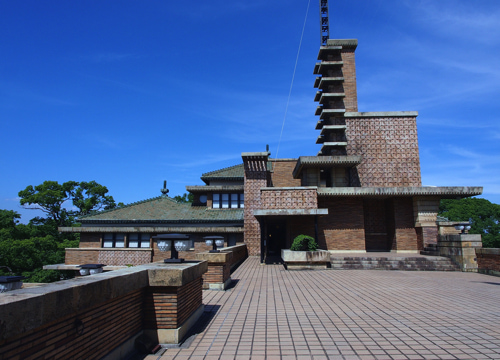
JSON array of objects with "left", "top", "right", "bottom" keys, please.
[
  {"left": 320, "top": 0, "right": 330, "bottom": 46},
  {"left": 161, "top": 180, "right": 169, "bottom": 197}
]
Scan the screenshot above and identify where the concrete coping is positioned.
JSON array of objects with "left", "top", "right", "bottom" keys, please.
[
  {"left": 344, "top": 111, "right": 418, "bottom": 117},
  {"left": 0, "top": 261, "right": 207, "bottom": 342},
  {"left": 440, "top": 234, "right": 482, "bottom": 244},
  {"left": 241, "top": 152, "right": 270, "bottom": 158},
  {"left": 196, "top": 251, "right": 232, "bottom": 263},
  {"left": 261, "top": 186, "right": 318, "bottom": 191},
  {"left": 185, "top": 185, "right": 244, "bottom": 192},
  {"left": 43, "top": 264, "right": 127, "bottom": 271},
  {"left": 65, "top": 247, "right": 152, "bottom": 251},
  {"left": 254, "top": 209, "right": 328, "bottom": 217},
  {"left": 317, "top": 186, "right": 483, "bottom": 197},
  {"left": 59, "top": 226, "right": 245, "bottom": 233},
  {"left": 476, "top": 248, "right": 500, "bottom": 256}
]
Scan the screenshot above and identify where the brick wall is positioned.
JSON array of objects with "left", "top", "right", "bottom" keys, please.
[
  {"left": 289, "top": 217, "right": 316, "bottom": 249},
  {"left": 318, "top": 197, "right": 365, "bottom": 250},
  {"left": 65, "top": 248, "right": 99, "bottom": 264},
  {"left": 476, "top": 249, "right": 500, "bottom": 276},
  {"left": 261, "top": 188, "right": 317, "bottom": 209},
  {"left": 79, "top": 233, "right": 101, "bottom": 247},
  {"left": 0, "top": 289, "right": 144, "bottom": 360},
  {"left": 346, "top": 115, "right": 421, "bottom": 187},
  {"left": 422, "top": 226, "right": 437, "bottom": 247},
  {"left": 270, "top": 160, "right": 301, "bottom": 187},
  {"left": 341, "top": 49, "right": 358, "bottom": 112},
  {"left": 202, "top": 264, "right": 230, "bottom": 289},
  {"left": 144, "top": 277, "right": 203, "bottom": 330},
  {"left": 391, "top": 198, "right": 419, "bottom": 251}
]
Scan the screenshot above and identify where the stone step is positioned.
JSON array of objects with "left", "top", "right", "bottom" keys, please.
[
  {"left": 420, "top": 250, "right": 440, "bottom": 256},
  {"left": 329, "top": 256, "right": 460, "bottom": 271}
]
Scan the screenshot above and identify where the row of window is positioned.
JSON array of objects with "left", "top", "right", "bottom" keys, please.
[
  {"left": 103, "top": 233, "right": 151, "bottom": 248},
  {"left": 212, "top": 193, "right": 244, "bottom": 209},
  {"left": 102, "top": 233, "right": 197, "bottom": 249}
]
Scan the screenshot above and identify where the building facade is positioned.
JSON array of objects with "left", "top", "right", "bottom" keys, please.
[{"left": 61, "top": 39, "right": 482, "bottom": 265}]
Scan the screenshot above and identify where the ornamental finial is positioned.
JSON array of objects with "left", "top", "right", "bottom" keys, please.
[{"left": 161, "top": 180, "right": 169, "bottom": 196}]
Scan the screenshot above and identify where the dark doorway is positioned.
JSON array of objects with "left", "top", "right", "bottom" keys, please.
[
  {"left": 363, "top": 199, "right": 391, "bottom": 252},
  {"left": 265, "top": 219, "right": 287, "bottom": 264}
]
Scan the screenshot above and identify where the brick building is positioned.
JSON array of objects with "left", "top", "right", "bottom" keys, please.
[{"left": 61, "top": 38, "right": 482, "bottom": 265}]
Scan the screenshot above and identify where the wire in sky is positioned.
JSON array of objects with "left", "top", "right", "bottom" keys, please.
[{"left": 272, "top": 0, "right": 311, "bottom": 177}]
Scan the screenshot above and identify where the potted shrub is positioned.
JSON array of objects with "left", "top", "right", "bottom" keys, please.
[{"left": 282, "top": 234, "right": 330, "bottom": 270}]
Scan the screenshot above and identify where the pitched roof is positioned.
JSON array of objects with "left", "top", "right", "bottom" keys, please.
[
  {"left": 201, "top": 164, "right": 244, "bottom": 184},
  {"left": 79, "top": 196, "right": 244, "bottom": 223}
]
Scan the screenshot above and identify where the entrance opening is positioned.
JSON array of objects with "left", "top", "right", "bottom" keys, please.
[
  {"left": 363, "top": 199, "right": 391, "bottom": 252},
  {"left": 265, "top": 219, "right": 287, "bottom": 264}
]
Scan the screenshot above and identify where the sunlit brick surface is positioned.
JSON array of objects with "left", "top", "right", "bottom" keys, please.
[{"left": 159, "top": 257, "right": 500, "bottom": 360}]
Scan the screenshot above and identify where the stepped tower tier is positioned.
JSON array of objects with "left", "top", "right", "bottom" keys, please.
[{"left": 314, "top": 39, "right": 358, "bottom": 157}]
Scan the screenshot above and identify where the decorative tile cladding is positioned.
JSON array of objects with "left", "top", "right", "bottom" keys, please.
[
  {"left": 261, "top": 189, "right": 317, "bottom": 209},
  {"left": 346, "top": 116, "right": 421, "bottom": 187},
  {"left": 98, "top": 250, "right": 152, "bottom": 265},
  {"left": 243, "top": 155, "right": 269, "bottom": 256}
]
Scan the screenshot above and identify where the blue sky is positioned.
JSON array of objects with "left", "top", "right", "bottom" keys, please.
[{"left": 1, "top": 0, "right": 499, "bottom": 222}]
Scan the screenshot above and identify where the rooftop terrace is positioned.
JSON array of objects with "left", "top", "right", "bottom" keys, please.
[{"left": 153, "top": 256, "right": 500, "bottom": 360}]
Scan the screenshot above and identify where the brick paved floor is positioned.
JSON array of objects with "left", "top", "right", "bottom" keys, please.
[{"left": 155, "top": 257, "right": 500, "bottom": 360}]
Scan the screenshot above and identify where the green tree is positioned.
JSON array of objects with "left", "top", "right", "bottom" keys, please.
[
  {"left": 72, "top": 180, "right": 116, "bottom": 216},
  {"left": 439, "top": 198, "right": 500, "bottom": 248},
  {"left": 18, "top": 180, "right": 77, "bottom": 227},
  {"left": 0, "top": 235, "right": 78, "bottom": 282},
  {"left": 173, "top": 193, "right": 194, "bottom": 203},
  {"left": 18, "top": 180, "right": 118, "bottom": 225}
]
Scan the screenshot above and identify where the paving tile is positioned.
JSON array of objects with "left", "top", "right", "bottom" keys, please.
[{"left": 157, "top": 257, "right": 500, "bottom": 360}]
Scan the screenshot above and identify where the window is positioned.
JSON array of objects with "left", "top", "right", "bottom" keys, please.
[
  {"left": 102, "top": 233, "right": 150, "bottom": 248},
  {"left": 222, "top": 194, "right": 229, "bottom": 208},
  {"left": 103, "top": 233, "right": 125, "bottom": 248},
  {"left": 213, "top": 194, "right": 220, "bottom": 208},
  {"left": 230, "top": 194, "right": 238, "bottom": 208},
  {"left": 212, "top": 193, "right": 244, "bottom": 209},
  {"left": 128, "top": 233, "right": 151, "bottom": 248}
]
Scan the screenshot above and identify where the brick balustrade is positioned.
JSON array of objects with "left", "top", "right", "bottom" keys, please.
[
  {"left": 195, "top": 244, "right": 248, "bottom": 290},
  {"left": 0, "top": 261, "right": 207, "bottom": 359}
]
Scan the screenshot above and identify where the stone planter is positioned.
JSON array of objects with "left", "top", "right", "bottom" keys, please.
[{"left": 281, "top": 249, "right": 331, "bottom": 270}]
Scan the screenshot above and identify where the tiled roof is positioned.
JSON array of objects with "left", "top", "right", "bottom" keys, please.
[
  {"left": 79, "top": 196, "right": 244, "bottom": 223},
  {"left": 201, "top": 164, "right": 244, "bottom": 184}
]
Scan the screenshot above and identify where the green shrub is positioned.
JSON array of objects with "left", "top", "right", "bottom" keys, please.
[{"left": 290, "top": 234, "right": 318, "bottom": 251}]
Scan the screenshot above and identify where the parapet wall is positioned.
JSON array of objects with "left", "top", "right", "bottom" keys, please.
[
  {"left": 0, "top": 261, "right": 207, "bottom": 359},
  {"left": 476, "top": 248, "right": 500, "bottom": 276},
  {"left": 65, "top": 248, "right": 152, "bottom": 266},
  {"left": 261, "top": 187, "right": 318, "bottom": 209}
]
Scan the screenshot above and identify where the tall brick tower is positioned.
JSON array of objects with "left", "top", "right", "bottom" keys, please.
[{"left": 314, "top": 39, "right": 358, "bottom": 156}]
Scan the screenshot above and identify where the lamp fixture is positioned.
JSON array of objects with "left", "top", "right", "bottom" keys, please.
[
  {"left": 153, "top": 234, "right": 191, "bottom": 263},
  {"left": 204, "top": 235, "right": 225, "bottom": 253}
]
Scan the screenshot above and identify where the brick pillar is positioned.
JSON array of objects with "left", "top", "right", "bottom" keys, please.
[
  {"left": 341, "top": 48, "right": 358, "bottom": 112},
  {"left": 242, "top": 152, "right": 270, "bottom": 256},
  {"left": 413, "top": 196, "right": 440, "bottom": 248}
]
